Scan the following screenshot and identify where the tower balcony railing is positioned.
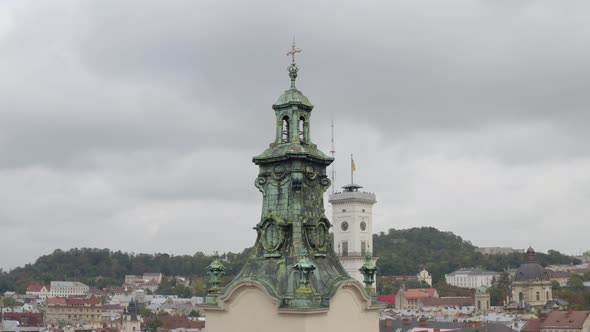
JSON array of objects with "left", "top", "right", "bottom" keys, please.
[{"left": 336, "top": 252, "right": 373, "bottom": 258}]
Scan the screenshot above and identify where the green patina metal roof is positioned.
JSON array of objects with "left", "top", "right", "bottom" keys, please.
[
  {"left": 273, "top": 87, "right": 313, "bottom": 109},
  {"left": 475, "top": 286, "right": 488, "bottom": 295},
  {"left": 208, "top": 52, "right": 373, "bottom": 310},
  {"left": 253, "top": 141, "right": 333, "bottom": 165}
]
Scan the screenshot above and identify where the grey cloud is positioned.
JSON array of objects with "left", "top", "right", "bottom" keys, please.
[{"left": 1, "top": 0, "right": 590, "bottom": 269}]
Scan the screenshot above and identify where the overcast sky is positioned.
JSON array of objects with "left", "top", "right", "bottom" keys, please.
[{"left": 1, "top": 1, "right": 589, "bottom": 270}]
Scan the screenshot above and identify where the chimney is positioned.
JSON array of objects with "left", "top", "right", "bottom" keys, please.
[{"left": 419, "top": 318, "right": 428, "bottom": 327}]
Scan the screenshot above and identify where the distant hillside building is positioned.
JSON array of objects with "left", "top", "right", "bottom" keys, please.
[
  {"left": 26, "top": 283, "right": 50, "bottom": 299},
  {"left": 417, "top": 269, "right": 433, "bottom": 286},
  {"left": 511, "top": 247, "right": 552, "bottom": 308},
  {"left": 45, "top": 296, "right": 102, "bottom": 326},
  {"left": 445, "top": 268, "right": 499, "bottom": 289},
  {"left": 477, "top": 247, "right": 524, "bottom": 255},
  {"left": 48, "top": 281, "right": 89, "bottom": 298},
  {"left": 330, "top": 183, "right": 378, "bottom": 288},
  {"left": 125, "top": 273, "right": 163, "bottom": 285}
]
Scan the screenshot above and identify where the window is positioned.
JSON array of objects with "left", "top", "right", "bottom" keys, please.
[
  {"left": 362, "top": 209, "right": 365, "bottom": 212},
  {"left": 361, "top": 241, "right": 367, "bottom": 256},
  {"left": 342, "top": 209, "right": 346, "bottom": 212},
  {"left": 536, "top": 292, "right": 540, "bottom": 301},
  {"left": 298, "top": 116, "right": 306, "bottom": 143},
  {"left": 341, "top": 241, "right": 348, "bottom": 256},
  {"left": 281, "top": 116, "right": 290, "bottom": 143}
]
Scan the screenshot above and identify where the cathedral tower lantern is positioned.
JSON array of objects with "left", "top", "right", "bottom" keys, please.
[{"left": 204, "top": 42, "right": 383, "bottom": 332}]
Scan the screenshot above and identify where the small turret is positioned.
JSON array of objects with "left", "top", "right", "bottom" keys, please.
[
  {"left": 526, "top": 246, "right": 536, "bottom": 263},
  {"left": 127, "top": 298, "right": 138, "bottom": 321},
  {"left": 205, "top": 257, "right": 226, "bottom": 305}
]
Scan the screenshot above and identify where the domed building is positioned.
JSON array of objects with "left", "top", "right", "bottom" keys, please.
[
  {"left": 475, "top": 286, "right": 490, "bottom": 312},
  {"left": 511, "top": 247, "right": 552, "bottom": 308}
]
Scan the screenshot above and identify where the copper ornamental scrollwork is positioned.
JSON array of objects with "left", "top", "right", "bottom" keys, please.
[
  {"left": 305, "top": 218, "right": 331, "bottom": 257},
  {"left": 257, "top": 217, "right": 287, "bottom": 258},
  {"left": 254, "top": 176, "right": 267, "bottom": 194}
]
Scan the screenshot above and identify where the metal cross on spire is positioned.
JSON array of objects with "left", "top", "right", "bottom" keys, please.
[{"left": 286, "top": 38, "right": 301, "bottom": 64}]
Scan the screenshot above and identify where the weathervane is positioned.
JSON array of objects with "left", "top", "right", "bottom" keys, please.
[{"left": 286, "top": 38, "right": 301, "bottom": 64}]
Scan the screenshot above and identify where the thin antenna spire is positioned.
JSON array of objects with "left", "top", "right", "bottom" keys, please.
[{"left": 330, "top": 120, "right": 336, "bottom": 193}]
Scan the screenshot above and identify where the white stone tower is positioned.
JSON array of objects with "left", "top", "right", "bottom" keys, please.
[{"left": 329, "top": 183, "right": 378, "bottom": 287}]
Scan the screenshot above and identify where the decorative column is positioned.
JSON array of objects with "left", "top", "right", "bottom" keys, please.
[
  {"left": 205, "top": 257, "right": 226, "bottom": 305},
  {"left": 359, "top": 255, "right": 378, "bottom": 302}
]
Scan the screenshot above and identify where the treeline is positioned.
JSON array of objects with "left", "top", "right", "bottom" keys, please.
[
  {"left": 0, "top": 248, "right": 252, "bottom": 293},
  {"left": 0, "top": 227, "right": 581, "bottom": 294},
  {"left": 373, "top": 227, "right": 581, "bottom": 283}
]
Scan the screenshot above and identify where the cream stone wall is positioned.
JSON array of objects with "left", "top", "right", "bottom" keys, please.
[
  {"left": 205, "top": 282, "right": 380, "bottom": 332},
  {"left": 512, "top": 281, "right": 552, "bottom": 307},
  {"left": 475, "top": 293, "right": 490, "bottom": 312}
]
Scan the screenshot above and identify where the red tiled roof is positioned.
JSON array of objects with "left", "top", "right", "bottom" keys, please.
[
  {"left": 47, "top": 298, "right": 66, "bottom": 305},
  {"left": 541, "top": 311, "right": 590, "bottom": 329},
  {"left": 378, "top": 294, "right": 396, "bottom": 305},
  {"left": 522, "top": 318, "right": 543, "bottom": 332},
  {"left": 2, "top": 313, "right": 44, "bottom": 327},
  {"left": 26, "top": 283, "right": 45, "bottom": 293},
  {"left": 48, "top": 296, "right": 99, "bottom": 306},
  {"left": 405, "top": 288, "right": 436, "bottom": 299},
  {"left": 65, "top": 296, "right": 98, "bottom": 306}
]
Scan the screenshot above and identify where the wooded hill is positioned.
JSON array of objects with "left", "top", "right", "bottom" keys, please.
[
  {"left": 373, "top": 227, "right": 580, "bottom": 283},
  {"left": 0, "top": 227, "right": 580, "bottom": 293}
]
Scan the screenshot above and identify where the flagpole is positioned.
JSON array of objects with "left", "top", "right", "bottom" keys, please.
[{"left": 351, "top": 154, "right": 354, "bottom": 184}]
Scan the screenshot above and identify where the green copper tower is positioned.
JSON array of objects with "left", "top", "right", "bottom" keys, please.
[{"left": 219, "top": 43, "right": 357, "bottom": 309}]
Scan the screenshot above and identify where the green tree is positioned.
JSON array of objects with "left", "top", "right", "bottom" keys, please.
[
  {"left": 189, "top": 309, "right": 201, "bottom": 318},
  {"left": 488, "top": 271, "right": 511, "bottom": 306},
  {"left": 191, "top": 277, "right": 208, "bottom": 297},
  {"left": 551, "top": 280, "right": 561, "bottom": 290},
  {"left": 139, "top": 307, "right": 155, "bottom": 318},
  {"left": 2, "top": 296, "right": 16, "bottom": 307},
  {"left": 145, "top": 319, "right": 163, "bottom": 331},
  {"left": 568, "top": 275, "right": 585, "bottom": 291}
]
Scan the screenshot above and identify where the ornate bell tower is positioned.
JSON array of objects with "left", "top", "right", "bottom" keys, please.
[{"left": 203, "top": 42, "right": 383, "bottom": 332}]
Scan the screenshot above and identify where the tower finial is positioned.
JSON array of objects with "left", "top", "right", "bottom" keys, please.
[
  {"left": 286, "top": 37, "right": 301, "bottom": 64},
  {"left": 286, "top": 38, "right": 301, "bottom": 89}
]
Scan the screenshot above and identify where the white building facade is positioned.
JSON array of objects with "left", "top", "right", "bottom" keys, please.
[
  {"left": 49, "top": 281, "right": 89, "bottom": 297},
  {"left": 417, "top": 269, "right": 433, "bottom": 286},
  {"left": 329, "top": 184, "right": 377, "bottom": 288},
  {"left": 445, "top": 268, "right": 499, "bottom": 289}
]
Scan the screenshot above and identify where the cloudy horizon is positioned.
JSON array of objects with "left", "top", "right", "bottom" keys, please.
[{"left": 1, "top": 0, "right": 589, "bottom": 270}]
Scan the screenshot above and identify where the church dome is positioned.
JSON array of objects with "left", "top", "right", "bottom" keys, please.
[
  {"left": 514, "top": 263, "right": 550, "bottom": 281},
  {"left": 273, "top": 87, "right": 313, "bottom": 109},
  {"left": 514, "top": 247, "right": 550, "bottom": 282},
  {"left": 475, "top": 286, "right": 488, "bottom": 295}
]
